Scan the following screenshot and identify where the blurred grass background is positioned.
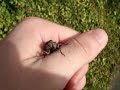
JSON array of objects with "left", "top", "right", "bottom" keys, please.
[{"left": 0, "top": 0, "right": 120, "bottom": 90}]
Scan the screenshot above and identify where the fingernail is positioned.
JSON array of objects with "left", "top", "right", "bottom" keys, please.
[{"left": 91, "top": 29, "right": 108, "bottom": 44}]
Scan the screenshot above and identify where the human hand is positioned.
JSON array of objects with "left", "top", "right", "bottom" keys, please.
[{"left": 0, "top": 17, "right": 108, "bottom": 90}]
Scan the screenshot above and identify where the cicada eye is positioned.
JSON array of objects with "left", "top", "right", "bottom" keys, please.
[{"left": 58, "top": 44, "right": 62, "bottom": 47}]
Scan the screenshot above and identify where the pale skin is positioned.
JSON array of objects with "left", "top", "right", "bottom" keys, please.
[{"left": 0, "top": 17, "right": 108, "bottom": 90}]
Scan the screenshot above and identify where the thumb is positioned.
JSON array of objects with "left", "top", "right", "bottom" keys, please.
[{"left": 30, "top": 29, "right": 108, "bottom": 89}]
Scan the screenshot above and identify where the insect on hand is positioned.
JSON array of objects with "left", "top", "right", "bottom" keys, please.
[
  {"left": 43, "top": 40, "right": 65, "bottom": 57},
  {"left": 23, "top": 40, "right": 65, "bottom": 65}
]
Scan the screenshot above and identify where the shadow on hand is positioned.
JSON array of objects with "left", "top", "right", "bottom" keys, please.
[{"left": 0, "top": 40, "right": 68, "bottom": 90}]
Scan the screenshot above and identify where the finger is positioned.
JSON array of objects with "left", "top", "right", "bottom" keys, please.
[
  {"left": 33, "top": 29, "right": 108, "bottom": 88},
  {"left": 72, "top": 76, "right": 86, "bottom": 90},
  {"left": 64, "top": 76, "right": 86, "bottom": 90},
  {"left": 64, "top": 64, "right": 88, "bottom": 90}
]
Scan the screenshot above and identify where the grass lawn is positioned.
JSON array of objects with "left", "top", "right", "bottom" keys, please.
[{"left": 0, "top": 0, "right": 120, "bottom": 90}]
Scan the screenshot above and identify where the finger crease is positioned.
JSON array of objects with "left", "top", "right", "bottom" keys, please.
[{"left": 73, "top": 38, "right": 88, "bottom": 56}]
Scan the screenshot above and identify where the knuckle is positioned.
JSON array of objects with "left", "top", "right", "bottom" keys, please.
[
  {"left": 22, "top": 17, "right": 42, "bottom": 25},
  {"left": 82, "top": 76, "right": 86, "bottom": 84},
  {"left": 24, "top": 16, "right": 38, "bottom": 21},
  {"left": 72, "top": 76, "right": 86, "bottom": 90},
  {"left": 91, "top": 35, "right": 102, "bottom": 47},
  {"left": 80, "top": 76, "right": 86, "bottom": 90},
  {"left": 72, "top": 37, "right": 90, "bottom": 59},
  {"left": 16, "top": 17, "right": 43, "bottom": 31},
  {"left": 84, "top": 64, "right": 89, "bottom": 73}
]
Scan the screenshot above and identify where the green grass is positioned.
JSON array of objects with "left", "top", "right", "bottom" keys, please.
[{"left": 0, "top": 0, "right": 120, "bottom": 90}]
